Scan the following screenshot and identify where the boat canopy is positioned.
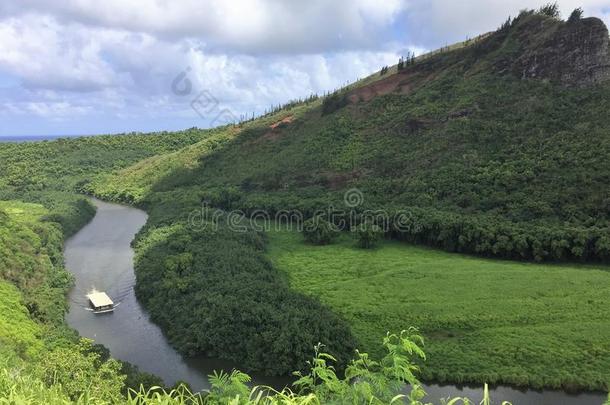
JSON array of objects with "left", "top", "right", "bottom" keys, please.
[{"left": 87, "top": 291, "right": 114, "bottom": 309}]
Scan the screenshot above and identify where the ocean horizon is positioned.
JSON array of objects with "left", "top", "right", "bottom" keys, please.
[{"left": 0, "top": 134, "right": 87, "bottom": 143}]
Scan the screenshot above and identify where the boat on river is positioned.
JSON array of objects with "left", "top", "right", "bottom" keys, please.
[{"left": 86, "top": 291, "right": 115, "bottom": 313}]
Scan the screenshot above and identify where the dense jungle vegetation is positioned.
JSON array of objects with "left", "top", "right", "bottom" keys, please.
[
  {"left": 1, "top": 6, "right": 609, "bottom": 400},
  {"left": 0, "top": 201, "right": 164, "bottom": 402},
  {"left": 93, "top": 15, "right": 610, "bottom": 263},
  {"left": 0, "top": 129, "right": 211, "bottom": 235},
  {"left": 84, "top": 10, "right": 610, "bottom": 390},
  {"left": 0, "top": 132, "right": 215, "bottom": 400},
  {"left": 0, "top": 200, "right": 516, "bottom": 403},
  {"left": 0, "top": 322, "right": 530, "bottom": 405},
  {"left": 0, "top": 126, "right": 362, "bottom": 384},
  {"left": 0, "top": 208, "right": 513, "bottom": 404}
]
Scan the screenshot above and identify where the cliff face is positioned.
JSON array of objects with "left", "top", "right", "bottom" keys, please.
[{"left": 511, "top": 16, "right": 610, "bottom": 87}]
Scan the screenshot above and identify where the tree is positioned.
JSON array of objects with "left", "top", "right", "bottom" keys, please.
[
  {"left": 397, "top": 56, "right": 405, "bottom": 71},
  {"left": 568, "top": 7, "right": 584, "bottom": 23},
  {"left": 499, "top": 16, "right": 513, "bottom": 31},
  {"left": 538, "top": 3, "right": 560, "bottom": 18},
  {"left": 322, "top": 92, "right": 348, "bottom": 115},
  {"left": 355, "top": 221, "right": 383, "bottom": 249},
  {"left": 303, "top": 216, "right": 339, "bottom": 245},
  {"left": 33, "top": 339, "right": 125, "bottom": 402}
]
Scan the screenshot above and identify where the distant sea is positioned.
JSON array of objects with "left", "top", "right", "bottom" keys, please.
[{"left": 0, "top": 135, "right": 86, "bottom": 143}]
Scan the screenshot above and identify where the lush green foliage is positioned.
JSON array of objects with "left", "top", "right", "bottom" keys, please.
[
  {"left": 133, "top": 220, "right": 356, "bottom": 376},
  {"left": 1, "top": 9, "right": 609, "bottom": 397},
  {"left": 1, "top": 125, "right": 360, "bottom": 378},
  {"left": 32, "top": 339, "right": 126, "bottom": 402},
  {"left": 93, "top": 14, "right": 610, "bottom": 262},
  {"left": 0, "top": 331, "right": 518, "bottom": 405},
  {"left": 82, "top": 11, "right": 610, "bottom": 391},
  {"left": 0, "top": 280, "right": 42, "bottom": 360},
  {"left": 0, "top": 201, "right": 71, "bottom": 325},
  {"left": 0, "top": 129, "right": 211, "bottom": 235},
  {"left": 0, "top": 201, "right": 171, "bottom": 402},
  {"left": 302, "top": 216, "right": 340, "bottom": 245},
  {"left": 267, "top": 228, "right": 610, "bottom": 391},
  {"left": 354, "top": 221, "right": 383, "bottom": 249}
]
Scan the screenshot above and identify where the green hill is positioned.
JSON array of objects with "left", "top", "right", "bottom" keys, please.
[{"left": 94, "top": 11, "right": 610, "bottom": 262}]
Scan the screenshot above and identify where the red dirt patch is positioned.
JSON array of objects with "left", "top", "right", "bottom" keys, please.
[
  {"left": 345, "top": 69, "right": 443, "bottom": 106},
  {"left": 270, "top": 115, "right": 294, "bottom": 130},
  {"left": 346, "top": 72, "right": 420, "bottom": 103},
  {"left": 253, "top": 115, "right": 295, "bottom": 143}
]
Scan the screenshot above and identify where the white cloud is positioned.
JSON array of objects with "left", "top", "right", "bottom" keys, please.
[
  {"left": 404, "top": 0, "right": 610, "bottom": 46},
  {"left": 0, "top": 11, "right": 403, "bottom": 130},
  {"left": 0, "top": 0, "right": 608, "bottom": 135},
  {"left": 2, "top": 0, "right": 408, "bottom": 54},
  {"left": 0, "top": 15, "right": 121, "bottom": 91}
]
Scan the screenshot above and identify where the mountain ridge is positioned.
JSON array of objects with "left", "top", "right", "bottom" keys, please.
[{"left": 90, "top": 10, "right": 610, "bottom": 262}]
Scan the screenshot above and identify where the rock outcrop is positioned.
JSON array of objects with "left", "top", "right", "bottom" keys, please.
[{"left": 512, "top": 16, "right": 610, "bottom": 87}]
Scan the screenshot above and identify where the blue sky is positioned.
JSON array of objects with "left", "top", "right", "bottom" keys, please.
[{"left": 0, "top": 0, "right": 608, "bottom": 137}]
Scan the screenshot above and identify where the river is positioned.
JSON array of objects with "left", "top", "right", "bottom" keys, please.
[{"left": 65, "top": 199, "right": 607, "bottom": 404}]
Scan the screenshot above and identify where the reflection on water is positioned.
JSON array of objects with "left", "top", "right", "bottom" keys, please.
[
  {"left": 421, "top": 383, "right": 606, "bottom": 405},
  {"left": 64, "top": 199, "right": 607, "bottom": 404}
]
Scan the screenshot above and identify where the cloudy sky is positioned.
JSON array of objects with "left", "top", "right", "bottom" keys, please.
[{"left": 0, "top": 1, "right": 609, "bottom": 137}]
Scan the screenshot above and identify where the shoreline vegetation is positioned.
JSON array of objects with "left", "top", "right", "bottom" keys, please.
[{"left": 1, "top": 199, "right": 608, "bottom": 404}]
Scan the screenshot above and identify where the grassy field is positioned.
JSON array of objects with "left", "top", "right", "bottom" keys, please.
[{"left": 266, "top": 228, "right": 610, "bottom": 391}]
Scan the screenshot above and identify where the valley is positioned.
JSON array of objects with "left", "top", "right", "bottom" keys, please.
[{"left": 1, "top": 5, "right": 609, "bottom": 404}]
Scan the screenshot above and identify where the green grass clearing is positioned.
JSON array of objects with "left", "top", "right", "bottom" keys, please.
[{"left": 266, "top": 228, "right": 610, "bottom": 391}]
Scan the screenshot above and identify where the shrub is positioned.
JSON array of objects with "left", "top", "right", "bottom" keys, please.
[
  {"left": 568, "top": 7, "right": 584, "bottom": 23},
  {"left": 355, "top": 221, "right": 383, "bottom": 249},
  {"left": 0, "top": 331, "right": 516, "bottom": 404},
  {"left": 322, "top": 92, "right": 349, "bottom": 115},
  {"left": 302, "top": 216, "right": 340, "bottom": 245},
  {"left": 538, "top": 2, "right": 560, "bottom": 18},
  {"left": 32, "top": 339, "right": 125, "bottom": 402}
]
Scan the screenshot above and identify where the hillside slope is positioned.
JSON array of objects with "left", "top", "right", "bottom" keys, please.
[
  {"left": 95, "top": 11, "right": 610, "bottom": 262},
  {"left": 0, "top": 129, "right": 211, "bottom": 236}
]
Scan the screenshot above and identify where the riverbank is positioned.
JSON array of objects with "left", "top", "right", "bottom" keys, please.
[{"left": 65, "top": 198, "right": 290, "bottom": 391}]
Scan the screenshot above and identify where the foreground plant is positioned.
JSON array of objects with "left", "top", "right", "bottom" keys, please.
[
  {"left": 7, "top": 329, "right": 585, "bottom": 404},
  {"left": 198, "top": 328, "right": 512, "bottom": 405}
]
